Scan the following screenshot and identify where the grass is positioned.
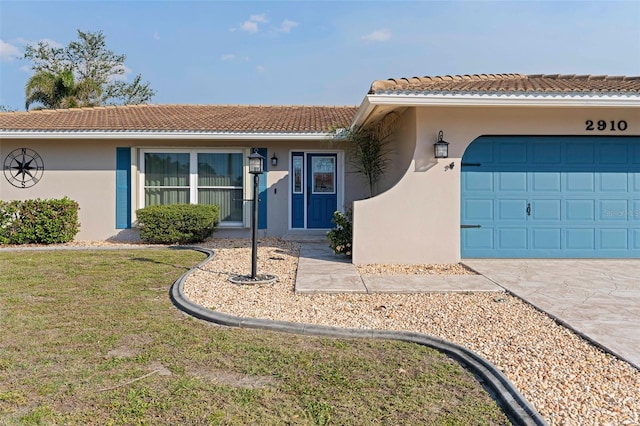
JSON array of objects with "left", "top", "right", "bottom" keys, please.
[{"left": 0, "top": 248, "right": 510, "bottom": 425}]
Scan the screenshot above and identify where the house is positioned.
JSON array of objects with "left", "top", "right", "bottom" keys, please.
[{"left": 1, "top": 74, "right": 639, "bottom": 263}]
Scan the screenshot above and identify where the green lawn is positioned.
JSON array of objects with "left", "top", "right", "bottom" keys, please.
[{"left": 0, "top": 249, "right": 509, "bottom": 425}]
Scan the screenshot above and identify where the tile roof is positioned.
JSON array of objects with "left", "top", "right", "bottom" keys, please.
[
  {"left": 0, "top": 104, "right": 358, "bottom": 133},
  {"left": 369, "top": 74, "right": 640, "bottom": 95}
]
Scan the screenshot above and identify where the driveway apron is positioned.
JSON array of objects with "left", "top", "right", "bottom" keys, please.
[{"left": 463, "top": 259, "right": 640, "bottom": 370}]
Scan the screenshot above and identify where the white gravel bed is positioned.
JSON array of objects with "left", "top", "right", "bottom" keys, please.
[
  {"left": 357, "top": 263, "right": 477, "bottom": 275},
  {"left": 183, "top": 238, "right": 640, "bottom": 426}
]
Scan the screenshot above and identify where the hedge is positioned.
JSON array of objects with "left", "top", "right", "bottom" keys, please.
[
  {"left": 0, "top": 197, "right": 80, "bottom": 244},
  {"left": 136, "top": 204, "right": 219, "bottom": 244}
]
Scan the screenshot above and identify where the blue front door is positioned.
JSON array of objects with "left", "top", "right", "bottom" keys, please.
[
  {"left": 461, "top": 136, "right": 640, "bottom": 258},
  {"left": 307, "top": 154, "right": 337, "bottom": 228}
]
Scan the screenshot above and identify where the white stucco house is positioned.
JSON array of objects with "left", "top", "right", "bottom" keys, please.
[{"left": 1, "top": 73, "right": 639, "bottom": 263}]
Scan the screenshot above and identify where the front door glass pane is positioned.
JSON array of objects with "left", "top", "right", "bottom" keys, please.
[{"left": 312, "top": 157, "right": 335, "bottom": 194}]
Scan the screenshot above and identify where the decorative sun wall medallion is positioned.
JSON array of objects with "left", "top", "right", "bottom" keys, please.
[{"left": 3, "top": 148, "right": 45, "bottom": 188}]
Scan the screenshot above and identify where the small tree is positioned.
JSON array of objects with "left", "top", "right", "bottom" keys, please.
[
  {"left": 333, "top": 111, "right": 400, "bottom": 198},
  {"left": 23, "top": 30, "right": 155, "bottom": 110}
]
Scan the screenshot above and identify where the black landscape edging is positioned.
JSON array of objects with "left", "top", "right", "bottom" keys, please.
[{"left": 170, "top": 246, "right": 547, "bottom": 426}]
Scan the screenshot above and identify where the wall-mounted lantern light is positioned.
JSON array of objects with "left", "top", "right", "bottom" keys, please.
[
  {"left": 434, "top": 130, "right": 449, "bottom": 159},
  {"left": 271, "top": 153, "right": 278, "bottom": 167}
]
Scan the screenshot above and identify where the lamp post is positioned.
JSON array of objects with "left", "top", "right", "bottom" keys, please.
[
  {"left": 248, "top": 150, "right": 264, "bottom": 279},
  {"left": 229, "top": 149, "right": 276, "bottom": 285}
]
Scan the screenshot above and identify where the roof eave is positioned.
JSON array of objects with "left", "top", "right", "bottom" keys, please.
[
  {"left": 366, "top": 92, "right": 640, "bottom": 108},
  {"left": 0, "top": 130, "right": 335, "bottom": 140}
]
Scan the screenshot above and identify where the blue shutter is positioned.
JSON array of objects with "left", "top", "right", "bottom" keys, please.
[
  {"left": 115, "top": 148, "right": 131, "bottom": 229},
  {"left": 257, "top": 148, "right": 268, "bottom": 229}
]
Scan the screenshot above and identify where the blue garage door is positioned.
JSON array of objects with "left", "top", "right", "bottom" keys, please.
[{"left": 461, "top": 136, "right": 640, "bottom": 258}]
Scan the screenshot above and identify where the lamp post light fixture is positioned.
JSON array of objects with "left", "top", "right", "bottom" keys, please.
[
  {"left": 229, "top": 150, "right": 276, "bottom": 285},
  {"left": 248, "top": 150, "right": 264, "bottom": 279},
  {"left": 434, "top": 130, "right": 450, "bottom": 159}
]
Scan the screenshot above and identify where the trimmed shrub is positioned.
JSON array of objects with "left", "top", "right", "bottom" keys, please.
[
  {"left": 326, "top": 210, "right": 352, "bottom": 257},
  {"left": 0, "top": 197, "right": 80, "bottom": 244},
  {"left": 136, "top": 204, "right": 219, "bottom": 244}
]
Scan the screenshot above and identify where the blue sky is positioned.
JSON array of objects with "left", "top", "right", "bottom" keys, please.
[{"left": 1, "top": 1, "right": 639, "bottom": 111}]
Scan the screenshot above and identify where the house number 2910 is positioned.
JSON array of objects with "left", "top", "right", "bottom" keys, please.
[{"left": 585, "top": 120, "right": 628, "bottom": 131}]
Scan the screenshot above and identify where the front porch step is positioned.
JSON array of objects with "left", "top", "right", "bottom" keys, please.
[{"left": 282, "top": 230, "right": 330, "bottom": 242}]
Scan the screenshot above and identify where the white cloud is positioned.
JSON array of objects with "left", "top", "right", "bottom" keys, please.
[
  {"left": 250, "top": 14, "right": 267, "bottom": 23},
  {"left": 221, "top": 53, "right": 236, "bottom": 61},
  {"left": 278, "top": 19, "right": 299, "bottom": 33},
  {"left": 153, "top": 32, "right": 160, "bottom": 40},
  {"left": 108, "top": 64, "right": 132, "bottom": 82},
  {"left": 0, "top": 39, "right": 21, "bottom": 61},
  {"left": 241, "top": 21, "right": 259, "bottom": 33},
  {"left": 256, "top": 65, "right": 265, "bottom": 73},
  {"left": 240, "top": 14, "right": 268, "bottom": 33},
  {"left": 361, "top": 29, "right": 391, "bottom": 42},
  {"left": 38, "top": 38, "right": 64, "bottom": 49}
]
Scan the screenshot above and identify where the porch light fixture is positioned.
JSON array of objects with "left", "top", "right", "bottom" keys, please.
[
  {"left": 271, "top": 153, "right": 278, "bottom": 167},
  {"left": 434, "top": 130, "right": 449, "bottom": 159},
  {"left": 248, "top": 150, "right": 265, "bottom": 175}
]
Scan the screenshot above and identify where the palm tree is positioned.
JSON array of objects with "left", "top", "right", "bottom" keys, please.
[{"left": 25, "top": 70, "right": 101, "bottom": 110}]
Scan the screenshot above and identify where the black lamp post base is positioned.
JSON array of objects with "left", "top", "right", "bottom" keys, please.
[{"left": 228, "top": 274, "right": 277, "bottom": 285}]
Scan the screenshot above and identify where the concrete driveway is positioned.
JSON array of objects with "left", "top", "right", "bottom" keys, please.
[{"left": 463, "top": 259, "right": 640, "bottom": 370}]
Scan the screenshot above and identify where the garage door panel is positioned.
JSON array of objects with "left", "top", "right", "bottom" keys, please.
[
  {"left": 462, "top": 227, "right": 494, "bottom": 250},
  {"left": 532, "top": 228, "right": 562, "bottom": 249},
  {"left": 497, "top": 199, "right": 527, "bottom": 220},
  {"left": 463, "top": 199, "right": 493, "bottom": 220},
  {"left": 566, "top": 172, "right": 595, "bottom": 191},
  {"left": 498, "top": 142, "right": 527, "bottom": 163},
  {"left": 463, "top": 172, "right": 493, "bottom": 191},
  {"left": 461, "top": 136, "right": 640, "bottom": 258},
  {"left": 498, "top": 228, "right": 527, "bottom": 249},
  {"left": 566, "top": 143, "right": 595, "bottom": 165},
  {"left": 599, "top": 143, "right": 628, "bottom": 164},
  {"left": 532, "top": 172, "right": 561, "bottom": 192},
  {"left": 632, "top": 144, "right": 640, "bottom": 164},
  {"left": 532, "top": 199, "right": 561, "bottom": 220},
  {"left": 532, "top": 143, "right": 561, "bottom": 165},
  {"left": 633, "top": 229, "right": 640, "bottom": 249},
  {"left": 497, "top": 172, "right": 527, "bottom": 191},
  {"left": 600, "top": 200, "right": 629, "bottom": 221},
  {"left": 600, "top": 229, "right": 629, "bottom": 249},
  {"left": 566, "top": 229, "right": 596, "bottom": 250},
  {"left": 464, "top": 141, "right": 494, "bottom": 164},
  {"left": 600, "top": 173, "right": 628, "bottom": 192},
  {"left": 566, "top": 200, "right": 595, "bottom": 221}
]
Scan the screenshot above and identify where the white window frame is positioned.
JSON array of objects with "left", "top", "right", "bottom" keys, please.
[{"left": 139, "top": 148, "right": 247, "bottom": 227}]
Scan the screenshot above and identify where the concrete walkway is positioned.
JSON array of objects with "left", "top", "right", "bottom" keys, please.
[
  {"left": 295, "top": 243, "right": 503, "bottom": 294},
  {"left": 295, "top": 243, "right": 640, "bottom": 370},
  {"left": 464, "top": 259, "right": 640, "bottom": 370}
]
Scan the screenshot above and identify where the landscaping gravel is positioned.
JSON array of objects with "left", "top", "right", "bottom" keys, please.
[{"left": 184, "top": 238, "right": 640, "bottom": 426}]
